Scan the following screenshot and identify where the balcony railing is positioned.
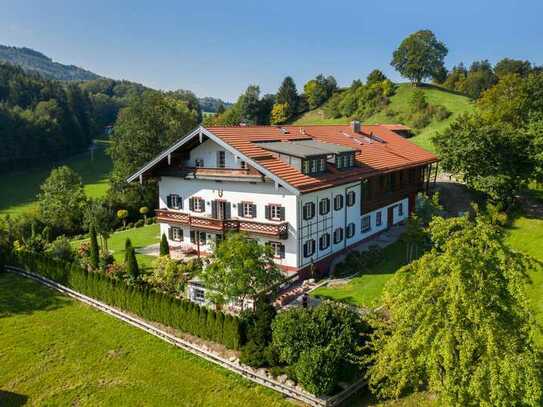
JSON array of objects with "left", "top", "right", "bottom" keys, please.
[
  {"left": 156, "top": 209, "right": 288, "bottom": 239},
  {"left": 158, "top": 166, "right": 264, "bottom": 182}
]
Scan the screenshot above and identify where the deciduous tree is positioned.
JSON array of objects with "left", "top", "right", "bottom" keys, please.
[
  {"left": 365, "top": 215, "right": 542, "bottom": 406},
  {"left": 391, "top": 30, "right": 448, "bottom": 85},
  {"left": 37, "top": 166, "right": 87, "bottom": 234},
  {"left": 200, "top": 233, "right": 282, "bottom": 310}
]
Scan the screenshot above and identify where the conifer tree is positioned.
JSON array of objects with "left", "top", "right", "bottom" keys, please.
[
  {"left": 160, "top": 233, "right": 169, "bottom": 256},
  {"left": 125, "top": 246, "right": 140, "bottom": 282},
  {"left": 89, "top": 224, "right": 99, "bottom": 269}
]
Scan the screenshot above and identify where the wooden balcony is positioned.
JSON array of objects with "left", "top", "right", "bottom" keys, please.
[
  {"left": 158, "top": 166, "right": 264, "bottom": 182},
  {"left": 156, "top": 209, "right": 288, "bottom": 239}
]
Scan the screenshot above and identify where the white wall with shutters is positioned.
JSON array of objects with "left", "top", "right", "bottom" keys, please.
[{"left": 159, "top": 176, "right": 299, "bottom": 269}]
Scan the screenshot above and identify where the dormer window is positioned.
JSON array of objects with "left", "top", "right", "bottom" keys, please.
[
  {"left": 336, "top": 152, "right": 355, "bottom": 170},
  {"left": 217, "top": 151, "right": 226, "bottom": 168},
  {"left": 302, "top": 155, "right": 326, "bottom": 175},
  {"left": 195, "top": 159, "right": 204, "bottom": 168}
]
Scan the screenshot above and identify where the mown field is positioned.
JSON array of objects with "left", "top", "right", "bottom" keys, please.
[
  {"left": 0, "top": 272, "right": 292, "bottom": 407},
  {"left": 0, "top": 141, "right": 112, "bottom": 215},
  {"left": 293, "top": 83, "right": 474, "bottom": 153}
]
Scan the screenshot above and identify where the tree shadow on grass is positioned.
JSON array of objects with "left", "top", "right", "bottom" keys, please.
[
  {"left": 0, "top": 273, "right": 70, "bottom": 318},
  {"left": 0, "top": 390, "right": 29, "bottom": 406}
]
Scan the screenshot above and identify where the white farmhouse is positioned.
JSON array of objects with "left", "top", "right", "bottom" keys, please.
[{"left": 127, "top": 122, "right": 438, "bottom": 303}]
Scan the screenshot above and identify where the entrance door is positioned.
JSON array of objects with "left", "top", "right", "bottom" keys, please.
[{"left": 387, "top": 206, "right": 394, "bottom": 228}]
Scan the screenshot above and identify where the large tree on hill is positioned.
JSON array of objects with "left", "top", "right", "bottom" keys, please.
[
  {"left": 391, "top": 30, "right": 448, "bottom": 85},
  {"left": 276, "top": 76, "right": 298, "bottom": 119},
  {"left": 37, "top": 166, "right": 87, "bottom": 234},
  {"left": 108, "top": 91, "right": 199, "bottom": 183},
  {"left": 365, "top": 215, "right": 542, "bottom": 406}
]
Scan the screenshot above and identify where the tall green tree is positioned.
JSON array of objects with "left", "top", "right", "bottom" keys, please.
[
  {"left": 276, "top": 76, "right": 298, "bottom": 118},
  {"left": 391, "top": 30, "right": 448, "bottom": 85},
  {"left": 365, "top": 215, "right": 542, "bottom": 406},
  {"left": 89, "top": 224, "right": 99, "bottom": 269},
  {"left": 37, "top": 166, "right": 87, "bottom": 234},
  {"left": 125, "top": 245, "right": 140, "bottom": 282},
  {"left": 108, "top": 91, "right": 199, "bottom": 182},
  {"left": 303, "top": 74, "right": 337, "bottom": 110},
  {"left": 200, "top": 233, "right": 282, "bottom": 310},
  {"left": 494, "top": 58, "right": 533, "bottom": 78}
]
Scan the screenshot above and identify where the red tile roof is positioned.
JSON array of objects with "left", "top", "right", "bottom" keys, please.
[{"left": 206, "top": 125, "right": 437, "bottom": 193}]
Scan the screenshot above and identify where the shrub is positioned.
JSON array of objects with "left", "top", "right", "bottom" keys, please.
[
  {"left": 45, "top": 236, "right": 74, "bottom": 263},
  {"left": 412, "top": 111, "right": 432, "bottom": 129},
  {"left": 295, "top": 347, "right": 340, "bottom": 395},
  {"left": 272, "top": 302, "right": 368, "bottom": 394},
  {"left": 432, "top": 104, "right": 452, "bottom": 121}
]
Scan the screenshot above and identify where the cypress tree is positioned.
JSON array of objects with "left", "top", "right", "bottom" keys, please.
[
  {"left": 160, "top": 233, "right": 170, "bottom": 256},
  {"left": 125, "top": 246, "right": 140, "bottom": 282},
  {"left": 89, "top": 224, "right": 99, "bottom": 269}
]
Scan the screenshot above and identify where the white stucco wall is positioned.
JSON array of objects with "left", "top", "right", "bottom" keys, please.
[
  {"left": 159, "top": 176, "right": 299, "bottom": 269},
  {"left": 188, "top": 138, "right": 246, "bottom": 169}
]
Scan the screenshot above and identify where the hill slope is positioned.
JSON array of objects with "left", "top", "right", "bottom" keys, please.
[
  {"left": 0, "top": 45, "right": 100, "bottom": 81},
  {"left": 294, "top": 84, "right": 474, "bottom": 153}
]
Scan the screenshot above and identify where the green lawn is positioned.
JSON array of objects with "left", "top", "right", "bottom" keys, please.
[
  {"left": 293, "top": 83, "right": 474, "bottom": 153},
  {"left": 0, "top": 142, "right": 112, "bottom": 215},
  {"left": 505, "top": 215, "right": 543, "bottom": 345},
  {"left": 311, "top": 240, "right": 408, "bottom": 307},
  {"left": 72, "top": 224, "right": 161, "bottom": 269},
  {"left": 0, "top": 272, "right": 291, "bottom": 406}
]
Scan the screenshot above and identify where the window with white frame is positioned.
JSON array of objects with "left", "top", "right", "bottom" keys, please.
[
  {"left": 346, "top": 222, "right": 355, "bottom": 238},
  {"left": 333, "top": 227, "right": 344, "bottom": 244},
  {"left": 361, "top": 216, "right": 371, "bottom": 233},
  {"left": 168, "top": 194, "right": 182, "bottom": 209},
  {"left": 310, "top": 159, "right": 317, "bottom": 173},
  {"left": 303, "top": 202, "right": 315, "bottom": 220},
  {"left": 195, "top": 158, "right": 204, "bottom": 168},
  {"left": 319, "top": 233, "right": 330, "bottom": 250},
  {"left": 303, "top": 239, "right": 315, "bottom": 257},
  {"left": 376, "top": 211, "right": 382, "bottom": 226},
  {"left": 192, "top": 197, "right": 204, "bottom": 212},
  {"left": 346, "top": 190, "right": 356, "bottom": 207},
  {"left": 240, "top": 160, "right": 247, "bottom": 169},
  {"left": 398, "top": 203, "right": 404, "bottom": 216},
  {"left": 334, "top": 194, "right": 344, "bottom": 211},
  {"left": 243, "top": 202, "right": 254, "bottom": 218},
  {"left": 217, "top": 151, "right": 226, "bottom": 168},
  {"left": 269, "top": 241, "right": 285, "bottom": 258},
  {"left": 269, "top": 204, "right": 282, "bottom": 220},
  {"left": 171, "top": 227, "right": 183, "bottom": 241},
  {"left": 319, "top": 198, "right": 330, "bottom": 215}
]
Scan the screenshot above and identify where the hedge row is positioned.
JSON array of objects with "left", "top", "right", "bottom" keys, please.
[{"left": 4, "top": 251, "right": 243, "bottom": 350}]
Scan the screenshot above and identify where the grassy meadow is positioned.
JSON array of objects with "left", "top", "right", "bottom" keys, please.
[
  {"left": 0, "top": 273, "right": 291, "bottom": 407},
  {"left": 0, "top": 141, "right": 112, "bottom": 215},
  {"left": 293, "top": 83, "right": 474, "bottom": 153}
]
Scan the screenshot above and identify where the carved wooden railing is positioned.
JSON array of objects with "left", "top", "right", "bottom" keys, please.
[{"left": 156, "top": 209, "right": 288, "bottom": 239}]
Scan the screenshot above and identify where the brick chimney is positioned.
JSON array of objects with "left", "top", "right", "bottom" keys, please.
[{"left": 351, "top": 120, "right": 361, "bottom": 133}]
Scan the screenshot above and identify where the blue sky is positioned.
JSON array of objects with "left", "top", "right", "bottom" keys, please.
[{"left": 1, "top": 0, "right": 542, "bottom": 101}]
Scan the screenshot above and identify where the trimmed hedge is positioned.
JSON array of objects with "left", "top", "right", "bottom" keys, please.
[{"left": 5, "top": 251, "right": 243, "bottom": 350}]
